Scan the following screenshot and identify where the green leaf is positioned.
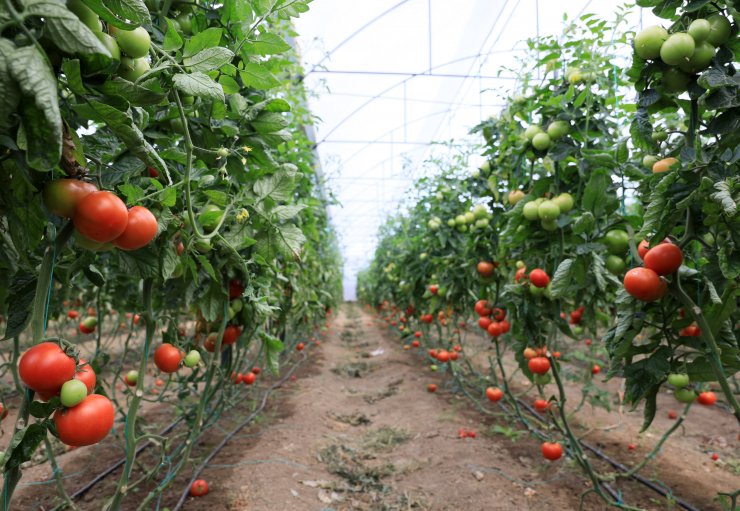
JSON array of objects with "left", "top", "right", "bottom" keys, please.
[
  {"left": 4, "top": 423, "right": 47, "bottom": 470},
  {"left": 172, "top": 73, "right": 225, "bottom": 102},
  {"left": 697, "top": 69, "right": 739, "bottom": 90},
  {"left": 549, "top": 258, "right": 575, "bottom": 298},
  {"left": 29, "top": 398, "right": 60, "bottom": 419},
  {"left": 83, "top": 264, "right": 105, "bottom": 286},
  {"left": 272, "top": 204, "right": 306, "bottom": 220},
  {"left": 83, "top": 0, "right": 151, "bottom": 29},
  {"left": 97, "top": 78, "right": 167, "bottom": 106},
  {"left": 572, "top": 211, "right": 595, "bottom": 234},
  {"left": 161, "top": 243, "right": 178, "bottom": 280},
  {"left": 275, "top": 224, "right": 306, "bottom": 259},
  {"left": 6, "top": 45, "right": 62, "bottom": 171},
  {"left": 2, "top": 271, "right": 35, "bottom": 339},
  {"left": 88, "top": 100, "right": 168, "bottom": 175},
  {"left": 254, "top": 168, "right": 296, "bottom": 202},
  {"left": 25, "top": 0, "right": 110, "bottom": 56},
  {"left": 60, "top": 59, "right": 86, "bottom": 96},
  {"left": 640, "top": 386, "right": 658, "bottom": 432},
  {"left": 0, "top": 40, "right": 21, "bottom": 135},
  {"left": 245, "top": 32, "right": 291, "bottom": 55},
  {"left": 203, "top": 190, "right": 229, "bottom": 207},
  {"left": 200, "top": 282, "right": 226, "bottom": 322},
  {"left": 239, "top": 62, "right": 280, "bottom": 90},
  {"left": 119, "top": 246, "right": 160, "bottom": 278},
  {"left": 581, "top": 169, "right": 609, "bottom": 218},
  {"left": 710, "top": 179, "right": 737, "bottom": 216},
  {"left": 264, "top": 98, "right": 291, "bottom": 112},
  {"left": 183, "top": 28, "right": 223, "bottom": 57},
  {"left": 637, "top": 172, "right": 680, "bottom": 239},
  {"left": 197, "top": 255, "right": 217, "bottom": 280},
  {"left": 183, "top": 47, "right": 234, "bottom": 72},
  {"left": 251, "top": 111, "right": 288, "bottom": 134},
  {"left": 162, "top": 18, "right": 183, "bottom": 51}
]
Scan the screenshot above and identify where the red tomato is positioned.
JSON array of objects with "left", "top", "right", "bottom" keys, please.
[
  {"left": 229, "top": 279, "right": 244, "bottom": 300},
  {"left": 487, "top": 321, "right": 503, "bottom": 337},
  {"left": 436, "top": 350, "right": 450, "bottom": 363},
  {"left": 477, "top": 261, "right": 495, "bottom": 277},
  {"left": 458, "top": 428, "right": 467, "bottom": 438},
  {"left": 252, "top": 367, "right": 261, "bottom": 375},
  {"left": 534, "top": 399, "right": 549, "bottom": 412},
  {"left": 242, "top": 372, "right": 256, "bottom": 385},
  {"left": 552, "top": 351, "right": 561, "bottom": 359},
  {"left": 667, "top": 410, "right": 678, "bottom": 419},
  {"left": 112, "top": 206, "right": 158, "bottom": 250},
  {"left": 453, "top": 345, "right": 462, "bottom": 352},
  {"left": 75, "top": 359, "right": 96, "bottom": 395},
  {"left": 492, "top": 308, "right": 506, "bottom": 321},
  {"left": 427, "top": 383, "right": 437, "bottom": 393},
  {"left": 155, "top": 378, "right": 164, "bottom": 387},
  {"left": 591, "top": 364, "right": 601, "bottom": 375},
  {"left": 644, "top": 243, "right": 683, "bottom": 275},
  {"left": 429, "top": 285, "right": 439, "bottom": 295},
  {"left": 711, "top": 453, "right": 719, "bottom": 461},
  {"left": 147, "top": 167, "right": 159, "bottom": 178},
  {"left": 296, "top": 342, "right": 305, "bottom": 351},
  {"left": 428, "top": 349, "right": 437, "bottom": 358},
  {"left": 449, "top": 351, "right": 459, "bottom": 361},
  {"left": 223, "top": 325, "right": 242, "bottom": 345},
  {"left": 628, "top": 443, "right": 637, "bottom": 450},
  {"left": 474, "top": 300, "right": 491, "bottom": 317},
  {"left": 585, "top": 338, "right": 592, "bottom": 346},
  {"left": 414, "top": 331, "right": 422, "bottom": 338},
  {"left": 19, "top": 343, "right": 76, "bottom": 394},
  {"left": 529, "top": 268, "right": 550, "bottom": 288},
  {"left": 154, "top": 343, "right": 183, "bottom": 373},
  {"left": 421, "top": 314, "right": 433, "bottom": 324},
  {"left": 697, "top": 391, "right": 717, "bottom": 406},
  {"left": 54, "top": 394, "right": 115, "bottom": 446},
  {"left": 541, "top": 442, "right": 563, "bottom": 461},
  {"left": 133, "top": 314, "right": 141, "bottom": 326},
  {"left": 67, "top": 310, "right": 79, "bottom": 319},
  {"left": 679, "top": 324, "right": 701, "bottom": 337},
  {"left": 623, "top": 267, "right": 667, "bottom": 302},
  {"left": 528, "top": 357, "right": 551, "bottom": 375},
  {"left": 0, "top": 403, "right": 7, "bottom": 420},
  {"left": 73, "top": 191, "right": 129, "bottom": 243},
  {"left": 43, "top": 179, "right": 98, "bottom": 218},
  {"left": 411, "top": 340, "right": 420, "bottom": 347},
  {"left": 515, "top": 267, "right": 527, "bottom": 282},
  {"left": 204, "top": 333, "right": 217, "bottom": 353},
  {"left": 468, "top": 430, "right": 476, "bottom": 438},
  {"left": 176, "top": 241, "right": 185, "bottom": 256},
  {"left": 523, "top": 347, "right": 537, "bottom": 360},
  {"left": 486, "top": 387, "right": 503, "bottom": 402},
  {"left": 190, "top": 479, "right": 209, "bottom": 497},
  {"left": 478, "top": 317, "right": 492, "bottom": 330},
  {"left": 637, "top": 239, "right": 650, "bottom": 259},
  {"left": 499, "top": 319, "right": 511, "bottom": 333}
]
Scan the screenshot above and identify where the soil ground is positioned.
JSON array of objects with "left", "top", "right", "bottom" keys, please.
[{"left": 4, "top": 303, "right": 739, "bottom": 510}]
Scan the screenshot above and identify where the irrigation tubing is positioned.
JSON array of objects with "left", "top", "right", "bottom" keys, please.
[
  {"left": 172, "top": 353, "right": 308, "bottom": 510},
  {"left": 67, "top": 417, "right": 185, "bottom": 502}
]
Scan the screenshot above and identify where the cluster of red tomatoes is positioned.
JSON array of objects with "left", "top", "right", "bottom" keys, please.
[
  {"left": 567, "top": 305, "right": 585, "bottom": 325},
  {"left": 428, "top": 345, "right": 462, "bottom": 363},
  {"left": 474, "top": 300, "right": 511, "bottom": 338},
  {"left": 19, "top": 343, "right": 114, "bottom": 446},
  {"left": 231, "top": 367, "right": 260, "bottom": 385},
  {"left": 43, "top": 179, "right": 158, "bottom": 251},
  {"left": 624, "top": 239, "right": 683, "bottom": 302}
]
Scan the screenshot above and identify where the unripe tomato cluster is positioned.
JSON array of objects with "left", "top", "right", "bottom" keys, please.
[
  {"left": 18, "top": 343, "right": 114, "bottom": 446},
  {"left": 446, "top": 204, "right": 492, "bottom": 233},
  {"left": 523, "top": 120, "right": 571, "bottom": 156},
  {"left": 44, "top": 180, "right": 158, "bottom": 251},
  {"left": 520, "top": 193, "right": 574, "bottom": 232}
]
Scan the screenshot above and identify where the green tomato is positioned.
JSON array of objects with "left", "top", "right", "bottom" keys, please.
[
  {"left": 475, "top": 218, "right": 489, "bottom": 229},
  {"left": 446, "top": 219, "right": 456, "bottom": 227},
  {"left": 552, "top": 193, "right": 574, "bottom": 213},
  {"left": 470, "top": 168, "right": 480, "bottom": 179},
  {"left": 547, "top": 120, "right": 570, "bottom": 140},
  {"left": 119, "top": 56, "right": 150, "bottom": 81},
  {"left": 455, "top": 214, "right": 466, "bottom": 225},
  {"left": 678, "top": 41, "right": 715, "bottom": 73},
  {"left": 605, "top": 255, "right": 626, "bottom": 275},
  {"left": 515, "top": 260, "right": 525, "bottom": 269},
  {"left": 687, "top": 19, "right": 711, "bottom": 43},
  {"left": 604, "top": 229, "right": 629, "bottom": 255},
  {"left": 522, "top": 201, "right": 540, "bottom": 221},
  {"left": 116, "top": 26, "right": 151, "bottom": 58},
  {"left": 463, "top": 212, "right": 475, "bottom": 224},
  {"left": 661, "top": 68, "right": 691, "bottom": 94},
  {"left": 537, "top": 200, "right": 560, "bottom": 221},
  {"left": 175, "top": 13, "right": 192, "bottom": 34},
  {"left": 642, "top": 155, "right": 659, "bottom": 170},
  {"left": 480, "top": 160, "right": 490, "bottom": 173},
  {"left": 573, "top": 325, "right": 584, "bottom": 335},
  {"left": 430, "top": 364, "right": 438, "bottom": 372},
  {"left": 194, "top": 239, "right": 212, "bottom": 253},
  {"left": 456, "top": 224, "right": 467, "bottom": 233},
  {"left": 508, "top": 190, "right": 525, "bottom": 205},
  {"left": 419, "top": 252, "right": 428, "bottom": 260},
  {"left": 126, "top": 370, "right": 139, "bottom": 385},
  {"left": 60, "top": 379, "right": 88, "bottom": 408},
  {"left": 67, "top": 0, "right": 100, "bottom": 32},
  {"left": 472, "top": 204, "right": 488, "bottom": 219},
  {"left": 706, "top": 14, "right": 731, "bottom": 47},
  {"left": 540, "top": 218, "right": 558, "bottom": 231},
  {"left": 660, "top": 33, "right": 695, "bottom": 66},
  {"left": 674, "top": 388, "right": 697, "bottom": 403},
  {"left": 81, "top": 316, "right": 98, "bottom": 329},
  {"left": 531, "top": 132, "right": 551, "bottom": 151},
  {"left": 667, "top": 373, "right": 690, "bottom": 388},
  {"left": 524, "top": 125, "right": 543, "bottom": 141},
  {"left": 634, "top": 25, "right": 668, "bottom": 60},
  {"left": 533, "top": 373, "right": 551, "bottom": 385},
  {"left": 184, "top": 350, "right": 201, "bottom": 368},
  {"left": 651, "top": 130, "right": 668, "bottom": 142},
  {"left": 529, "top": 284, "right": 544, "bottom": 297}
]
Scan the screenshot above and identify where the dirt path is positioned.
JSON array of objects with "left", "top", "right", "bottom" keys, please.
[{"left": 185, "top": 304, "right": 614, "bottom": 511}]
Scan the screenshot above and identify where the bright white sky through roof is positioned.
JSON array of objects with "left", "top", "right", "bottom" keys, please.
[{"left": 295, "top": 1, "right": 659, "bottom": 300}]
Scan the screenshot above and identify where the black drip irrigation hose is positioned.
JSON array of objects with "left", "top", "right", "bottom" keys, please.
[
  {"left": 67, "top": 417, "right": 185, "bottom": 502},
  {"left": 172, "top": 353, "right": 307, "bottom": 511}
]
